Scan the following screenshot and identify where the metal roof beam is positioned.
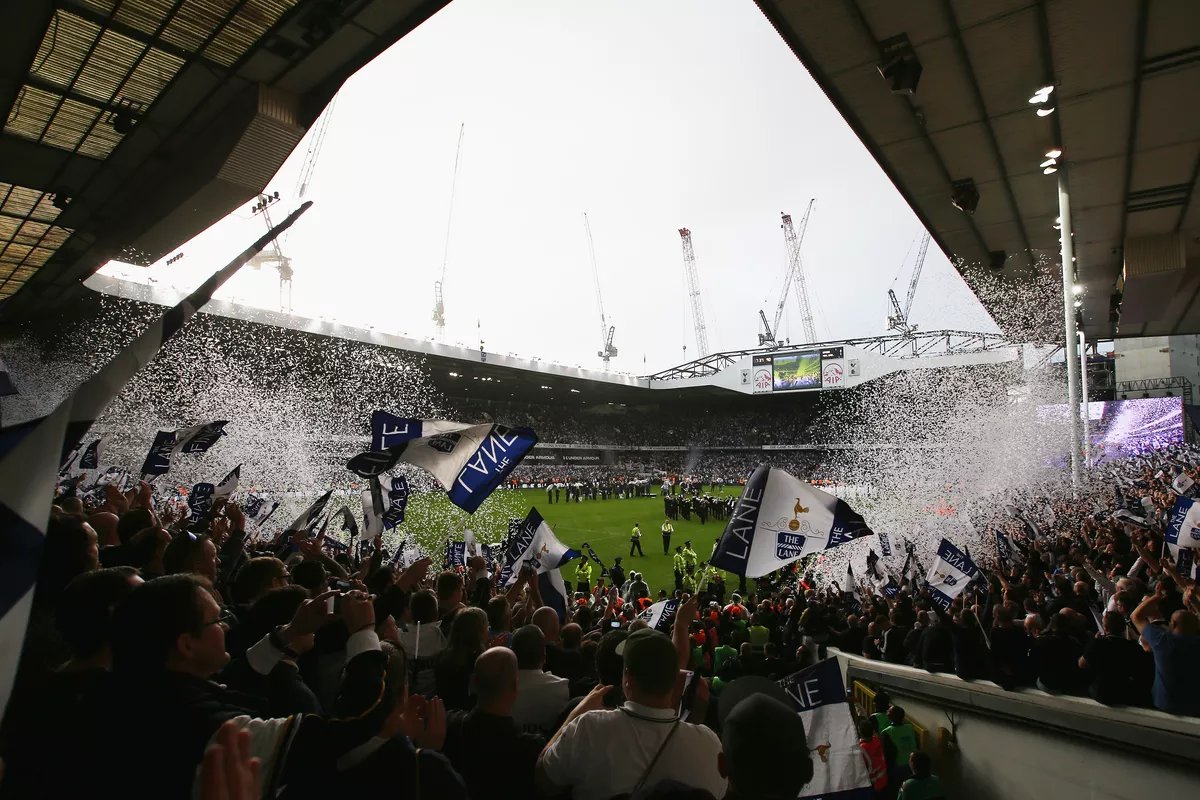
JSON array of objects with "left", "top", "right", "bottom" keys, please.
[{"left": 938, "top": 0, "right": 1035, "bottom": 268}]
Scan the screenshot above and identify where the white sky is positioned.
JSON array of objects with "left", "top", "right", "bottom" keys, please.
[{"left": 101, "top": 0, "right": 997, "bottom": 373}]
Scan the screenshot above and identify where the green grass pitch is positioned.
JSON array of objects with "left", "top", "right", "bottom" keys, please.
[{"left": 394, "top": 486, "right": 746, "bottom": 594}]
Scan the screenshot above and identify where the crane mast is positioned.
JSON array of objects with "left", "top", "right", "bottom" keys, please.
[
  {"left": 780, "top": 205, "right": 818, "bottom": 345},
  {"left": 678, "top": 228, "right": 710, "bottom": 357},
  {"left": 583, "top": 213, "right": 618, "bottom": 368},
  {"left": 887, "top": 230, "right": 931, "bottom": 336},
  {"left": 433, "top": 123, "right": 465, "bottom": 342}
]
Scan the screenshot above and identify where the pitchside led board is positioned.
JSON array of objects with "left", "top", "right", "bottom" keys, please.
[{"left": 752, "top": 347, "right": 847, "bottom": 393}]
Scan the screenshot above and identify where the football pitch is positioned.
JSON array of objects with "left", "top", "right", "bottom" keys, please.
[
  {"left": 376, "top": 485, "right": 747, "bottom": 594},
  {"left": 497, "top": 487, "right": 744, "bottom": 592}
]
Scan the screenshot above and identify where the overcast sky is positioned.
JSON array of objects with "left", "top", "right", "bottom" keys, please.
[{"left": 101, "top": 0, "right": 996, "bottom": 373}]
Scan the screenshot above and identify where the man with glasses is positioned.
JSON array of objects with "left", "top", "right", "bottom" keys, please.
[{"left": 97, "top": 573, "right": 389, "bottom": 798}]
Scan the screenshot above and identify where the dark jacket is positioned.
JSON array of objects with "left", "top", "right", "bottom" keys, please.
[
  {"left": 94, "top": 645, "right": 389, "bottom": 798},
  {"left": 444, "top": 709, "right": 543, "bottom": 800}
]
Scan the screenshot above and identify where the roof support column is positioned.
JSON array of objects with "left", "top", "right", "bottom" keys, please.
[{"left": 1058, "top": 165, "right": 1083, "bottom": 488}]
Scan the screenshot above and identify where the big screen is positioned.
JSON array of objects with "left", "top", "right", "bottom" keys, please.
[
  {"left": 772, "top": 352, "right": 822, "bottom": 391},
  {"left": 1036, "top": 396, "right": 1184, "bottom": 462}
]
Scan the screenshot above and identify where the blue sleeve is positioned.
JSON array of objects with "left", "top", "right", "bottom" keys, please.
[{"left": 1141, "top": 622, "right": 1167, "bottom": 650}]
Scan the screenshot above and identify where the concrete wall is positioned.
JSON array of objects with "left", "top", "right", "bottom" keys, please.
[
  {"left": 835, "top": 653, "right": 1200, "bottom": 800},
  {"left": 1114, "top": 334, "right": 1200, "bottom": 394}
]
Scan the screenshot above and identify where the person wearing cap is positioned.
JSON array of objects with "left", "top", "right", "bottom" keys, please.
[
  {"left": 716, "top": 676, "right": 813, "bottom": 800},
  {"left": 535, "top": 628, "right": 726, "bottom": 800}
]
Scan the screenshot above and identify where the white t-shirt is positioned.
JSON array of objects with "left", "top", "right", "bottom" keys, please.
[
  {"left": 398, "top": 622, "right": 446, "bottom": 696},
  {"left": 539, "top": 701, "right": 726, "bottom": 800},
  {"left": 511, "top": 668, "right": 570, "bottom": 735}
]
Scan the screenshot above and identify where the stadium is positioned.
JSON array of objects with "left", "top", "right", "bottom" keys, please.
[{"left": 1, "top": 3, "right": 1199, "bottom": 800}]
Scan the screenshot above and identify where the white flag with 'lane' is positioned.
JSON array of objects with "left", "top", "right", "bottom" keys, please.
[{"left": 711, "top": 465, "right": 873, "bottom": 578}]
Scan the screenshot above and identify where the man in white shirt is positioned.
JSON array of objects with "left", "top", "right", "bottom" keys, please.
[
  {"left": 535, "top": 628, "right": 726, "bottom": 800},
  {"left": 510, "top": 624, "right": 570, "bottom": 736}
]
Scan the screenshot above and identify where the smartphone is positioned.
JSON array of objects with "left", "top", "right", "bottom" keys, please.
[
  {"left": 326, "top": 592, "right": 342, "bottom": 614},
  {"left": 609, "top": 620, "right": 622, "bottom": 630}
]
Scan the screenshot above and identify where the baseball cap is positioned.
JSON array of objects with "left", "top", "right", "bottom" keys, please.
[
  {"left": 719, "top": 678, "right": 812, "bottom": 799},
  {"left": 615, "top": 628, "right": 677, "bottom": 695}
]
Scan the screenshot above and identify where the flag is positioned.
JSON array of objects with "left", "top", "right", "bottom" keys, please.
[
  {"left": 710, "top": 465, "right": 873, "bottom": 578},
  {"left": 462, "top": 528, "right": 495, "bottom": 563},
  {"left": 138, "top": 421, "right": 228, "bottom": 477},
  {"left": 0, "top": 202, "right": 311, "bottom": 723},
  {"left": 1173, "top": 472, "right": 1196, "bottom": 497},
  {"left": 1165, "top": 495, "right": 1200, "bottom": 551},
  {"left": 777, "top": 659, "right": 874, "bottom": 799},
  {"left": 214, "top": 464, "right": 240, "bottom": 500},
  {"left": 337, "top": 506, "right": 359, "bottom": 540},
  {"left": 927, "top": 538, "right": 981, "bottom": 610},
  {"left": 0, "top": 357, "right": 17, "bottom": 397},
  {"left": 140, "top": 430, "right": 178, "bottom": 476},
  {"left": 539, "top": 568, "right": 571, "bottom": 623},
  {"left": 636, "top": 598, "right": 681, "bottom": 633},
  {"left": 995, "top": 529, "right": 1016, "bottom": 571},
  {"left": 78, "top": 437, "right": 105, "bottom": 471},
  {"left": 244, "top": 493, "right": 280, "bottom": 527},
  {"left": 447, "top": 541, "right": 467, "bottom": 568},
  {"left": 498, "top": 507, "right": 580, "bottom": 587},
  {"left": 367, "top": 410, "right": 537, "bottom": 513},
  {"left": 583, "top": 543, "right": 610, "bottom": 577},
  {"left": 286, "top": 490, "right": 332, "bottom": 533},
  {"left": 188, "top": 482, "right": 215, "bottom": 522},
  {"left": 876, "top": 530, "right": 892, "bottom": 557},
  {"left": 360, "top": 474, "right": 409, "bottom": 538},
  {"left": 174, "top": 421, "right": 228, "bottom": 454}
]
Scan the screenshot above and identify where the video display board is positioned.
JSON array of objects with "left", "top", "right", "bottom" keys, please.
[
  {"left": 1036, "top": 396, "right": 1183, "bottom": 462},
  {"left": 772, "top": 351, "right": 822, "bottom": 391}
]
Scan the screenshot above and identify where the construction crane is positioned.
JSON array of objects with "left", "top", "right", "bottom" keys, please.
[
  {"left": 433, "top": 123, "right": 465, "bottom": 342},
  {"left": 678, "top": 228, "right": 710, "bottom": 357},
  {"left": 759, "top": 202, "right": 817, "bottom": 347},
  {"left": 248, "top": 98, "right": 338, "bottom": 311},
  {"left": 887, "top": 230, "right": 931, "bottom": 336},
  {"left": 583, "top": 213, "right": 618, "bottom": 368}
]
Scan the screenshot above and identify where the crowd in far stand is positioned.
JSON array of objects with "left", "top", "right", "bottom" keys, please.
[{"left": 3, "top": 439, "right": 1200, "bottom": 800}]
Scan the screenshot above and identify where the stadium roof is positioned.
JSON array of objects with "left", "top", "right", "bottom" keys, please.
[
  {"left": 755, "top": 0, "right": 1200, "bottom": 341},
  {"left": 0, "top": 0, "right": 449, "bottom": 319}
]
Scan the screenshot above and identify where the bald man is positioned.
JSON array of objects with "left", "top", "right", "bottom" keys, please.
[
  {"left": 444, "top": 647, "right": 544, "bottom": 800},
  {"left": 534, "top": 607, "right": 582, "bottom": 682}
]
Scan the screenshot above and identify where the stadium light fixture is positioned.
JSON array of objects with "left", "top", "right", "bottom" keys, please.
[
  {"left": 1036, "top": 107, "right": 1056, "bottom": 117},
  {"left": 1074, "top": 299, "right": 1083, "bottom": 308},
  {"left": 570, "top": 389, "right": 581, "bottom": 394},
  {"left": 1046, "top": 149, "right": 1062, "bottom": 160},
  {"left": 1040, "top": 158, "right": 1057, "bottom": 168},
  {"left": 1043, "top": 166, "right": 1058, "bottom": 174},
  {"left": 1029, "top": 86, "right": 1054, "bottom": 104},
  {"left": 1072, "top": 284, "right": 1083, "bottom": 295},
  {"left": 448, "top": 371, "right": 459, "bottom": 377}
]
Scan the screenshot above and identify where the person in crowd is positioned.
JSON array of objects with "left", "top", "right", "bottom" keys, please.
[
  {"left": 1030, "top": 612, "right": 1086, "bottom": 694},
  {"left": 509, "top": 624, "right": 570, "bottom": 735},
  {"left": 880, "top": 704, "right": 918, "bottom": 788},
  {"left": 1079, "top": 609, "right": 1152, "bottom": 706},
  {"left": 444, "top": 647, "right": 544, "bottom": 800},
  {"left": 96, "top": 573, "right": 384, "bottom": 798},
  {"left": 435, "top": 606, "right": 488, "bottom": 711},
  {"left": 857, "top": 718, "right": 889, "bottom": 796},
  {"left": 1131, "top": 584, "right": 1200, "bottom": 715},
  {"left": 661, "top": 518, "right": 674, "bottom": 555},
  {"left": 896, "top": 750, "right": 946, "bottom": 800},
  {"left": 575, "top": 554, "right": 593, "bottom": 594},
  {"left": 536, "top": 628, "right": 726, "bottom": 800},
  {"left": 436, "top": 571, "right": 465, "bottom": 636},
  {"left": 610, "top": 555, "right": 626, "bottom": 590},
  {"left": 719, "top": 693, "right": 813, "bottom": 800},
  {"left": 399, "top": 588, "right": 446, "bottom": 696}
]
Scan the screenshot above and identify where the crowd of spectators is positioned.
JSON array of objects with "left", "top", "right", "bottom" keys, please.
[
  {"left": 4, "top": 434, "right": 1200, "bottom": 799},
  {"left": 459, "top": 399, "right": 825, "bottom": 449}
]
